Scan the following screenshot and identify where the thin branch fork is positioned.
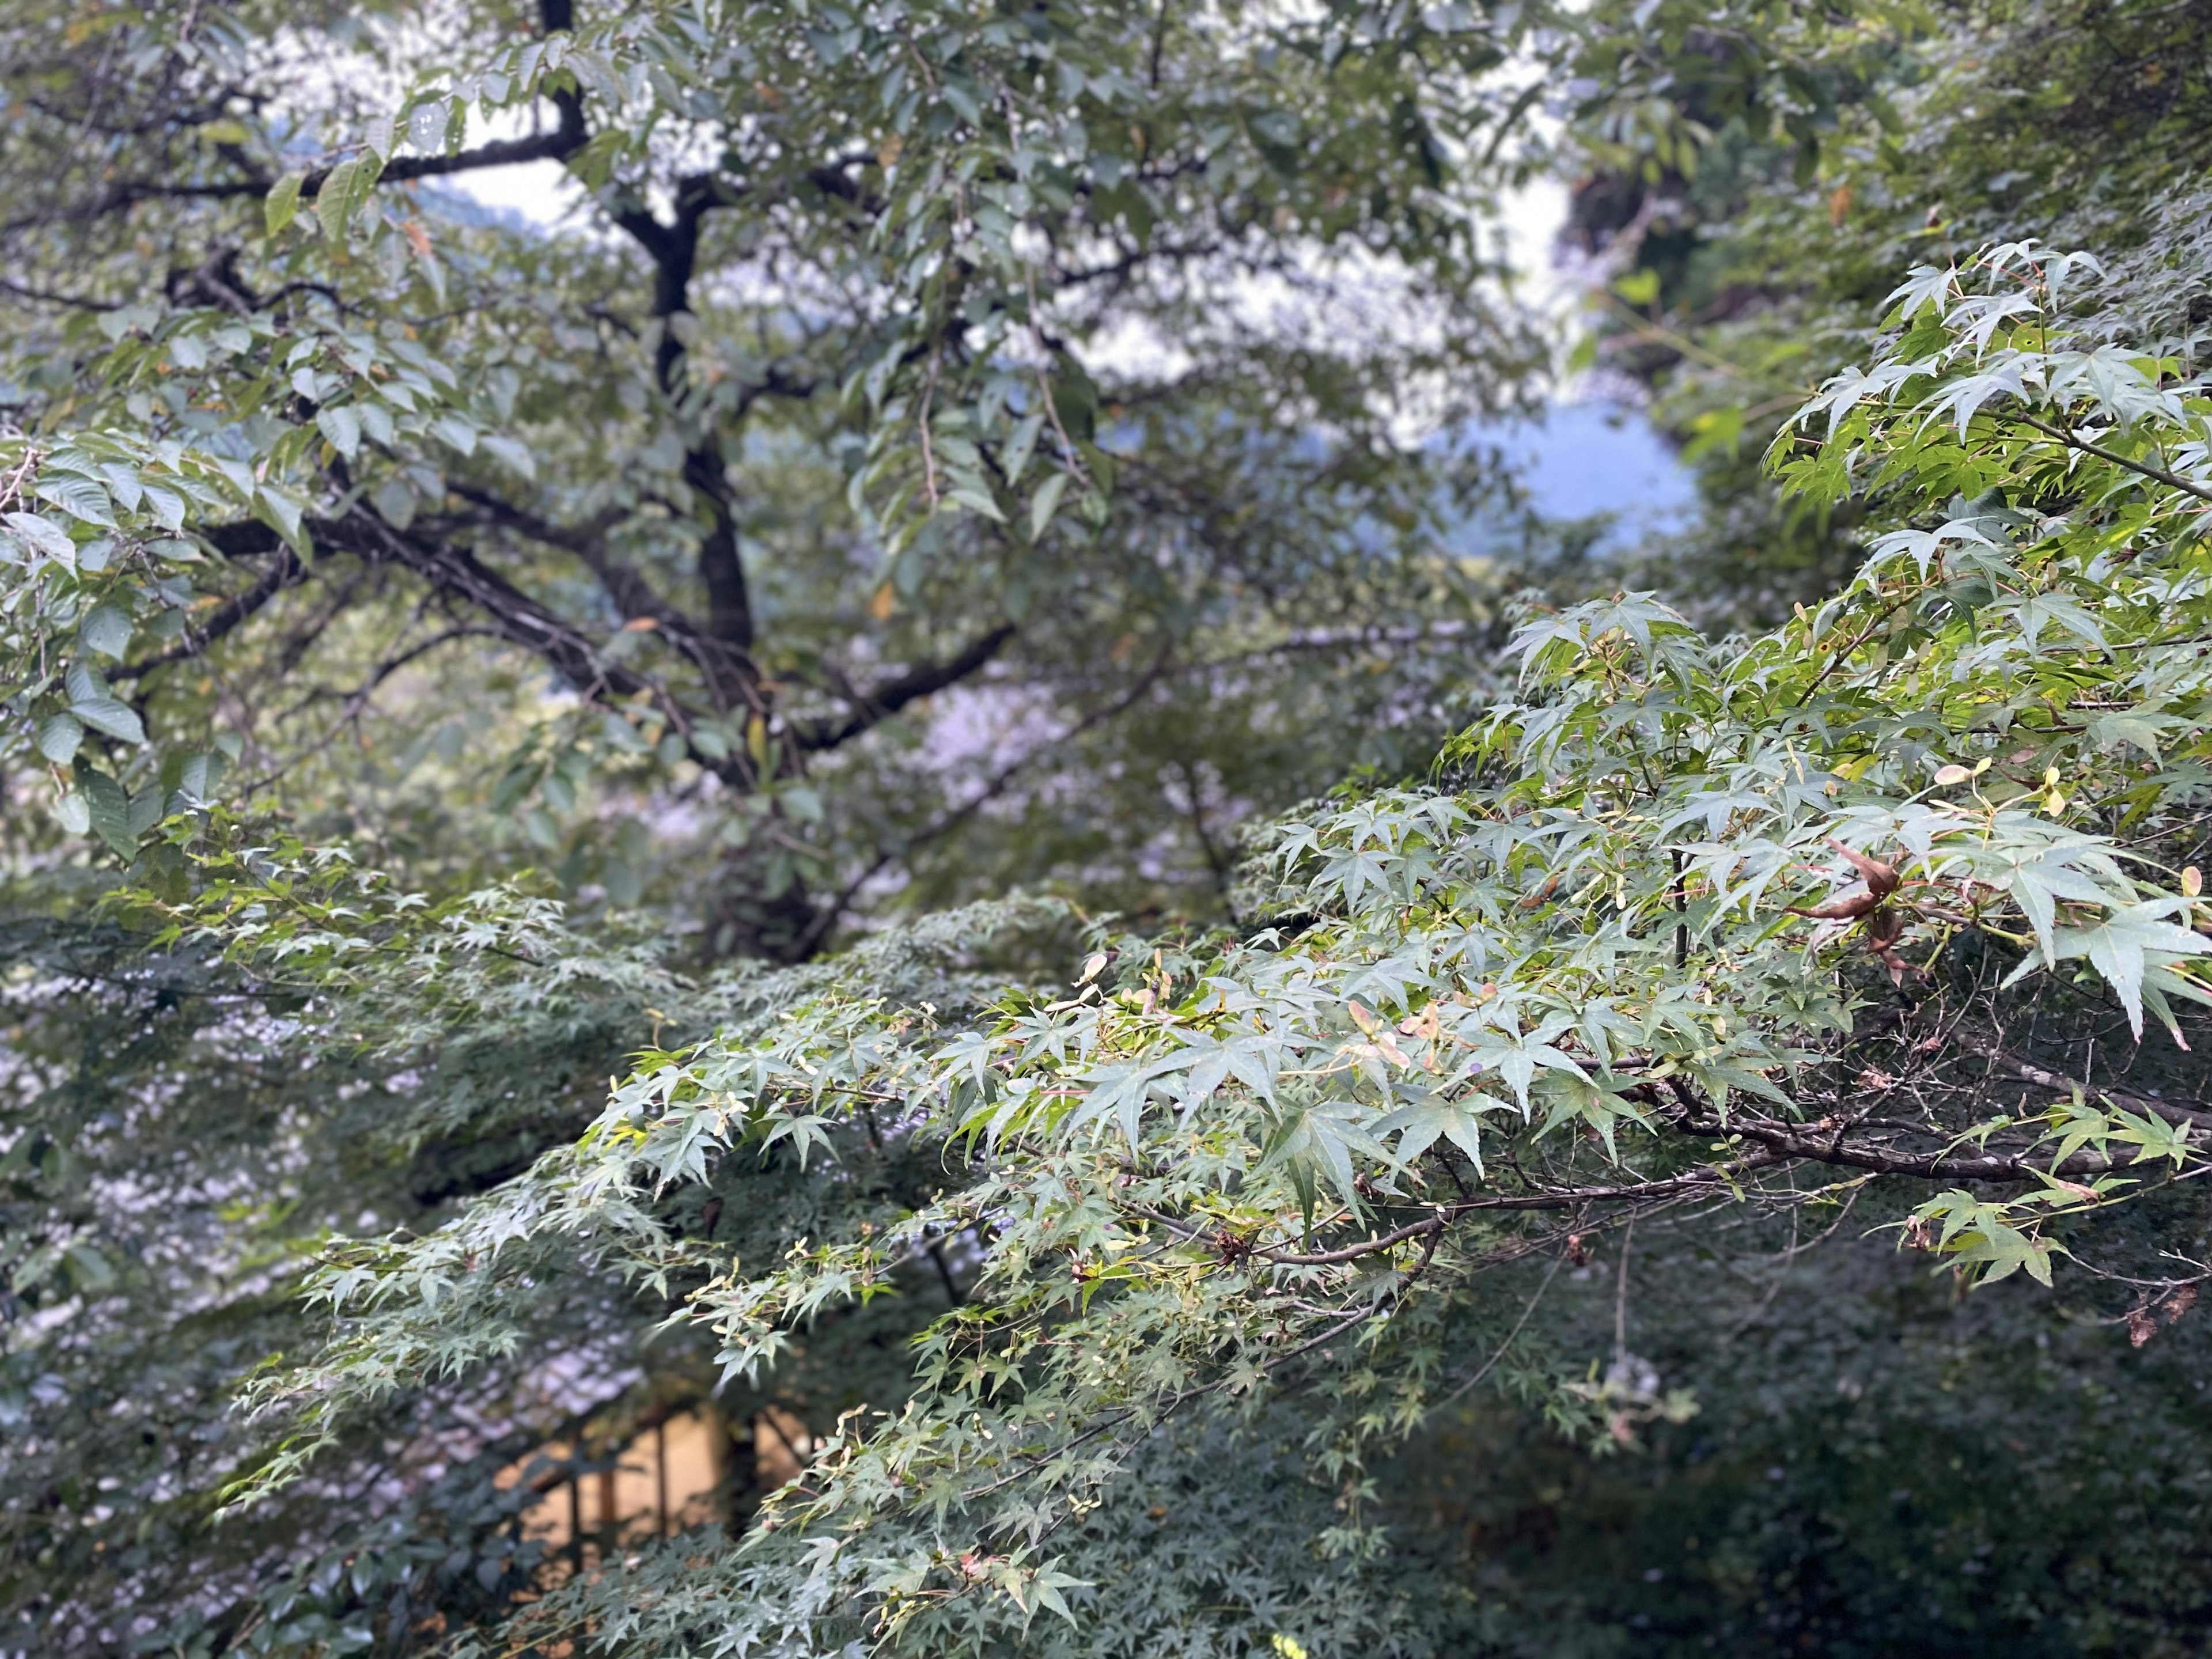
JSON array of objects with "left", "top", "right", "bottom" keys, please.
[
  {"left": 434, "top": 483, "right": 759, "bottom": 710},
  {"left": 1126, "top": 1154, "right": 1787, "bottom": 1270},
  {"left": 2013, "top": 411, "right": 2212, "bottom": 505},
  {"left": 1658, "top": 1075, "right": 2203, "bottom": 1182},
  {"left": 460, "top": 476, "right": 1018, "bottom": 739},
  {"left": 1979, "top": 1048, "right": 2212, "bottom": 1129},
  {"left": 782, "top": 652, "right": 1172, "bottom": 958}
]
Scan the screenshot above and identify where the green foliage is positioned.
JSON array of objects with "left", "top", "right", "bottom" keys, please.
[
  {"left": 10, "top": 5, "right": 2212, "bottom": 1657},
  {"left": 0, "top": 0, "right": 1544, "bottom": 950},
  {"left": 1558, "top": 0, "right": 2212, "bottom": 626},
  {"left": 1393, "top": 1201, "right": 2212, "bottom": 1658},
  {"left": 39, "top": 240, "right": 2205, "bottom": 1653}
]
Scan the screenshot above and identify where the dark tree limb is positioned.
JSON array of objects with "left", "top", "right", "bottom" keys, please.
[
  {"left": 324, "top": 509, "right": 671, "bottom": 702},
  {"left": 307, "top": 626, "right": 500, "bottom": 717},
  {"left": 785, "top": 653, "right": 1168, "bottom": 957},
  {"left": 2015, "top": 412, "right": 2212, "bottom": 506},
  {"left": 438, "top": 486, "right": 679, "bottom": 626},
  {"left": 609, "top": 174, "right": 730, "bottom": 390},
  {"left": 796, "top": 623, "right": 1018, "bottom": 751},
  {"left": 112, "top": 546, "right": 305, "bottom": 681},
  {"left": 0, "top": 275, "right": 122, "bottom": 311},
  {"left": 1657, "top": 1076, "right": 2201, "bottom": 1182},
  {"left": 201, "top": 512, "right": 761, "bottom": 785},
  {"left": 1979, "top": 1047, "right": 2212, "bottom": 1129},
  {"left": 6, "top": 1, "right": 587, "bottom": 238},
  {"left": 607, "top": 172, "right": 758, "bottom": 654},
  {"left": 437, "top": 483, "right": 762, "bottom": 716},
  {"left": 303, "top": 1, "right": 586, "bottom": 200},
  {"left": 1204, "top": 1066, "right": 2212, "bottom": 1265}
]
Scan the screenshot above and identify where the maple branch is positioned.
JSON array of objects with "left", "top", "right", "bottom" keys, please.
[
  {"left": 2014, "top": 411, "right": 2212, "bottom": 505},
  {"left": 1978, "top": 1048, "right": 2212, "bottom": 1130}
]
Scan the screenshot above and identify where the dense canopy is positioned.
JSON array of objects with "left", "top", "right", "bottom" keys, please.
[{"left": 7, "top": 3, "right": 2212, "bottom": 1657}]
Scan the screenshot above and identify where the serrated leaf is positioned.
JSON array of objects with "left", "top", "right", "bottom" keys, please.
[
  {"left": 141, "top": 482, "right": 185, "bottom": 531},
  {"left": 178, "top": 752, "right": 217, "bottom": 802},
  {"left": 37, "top": 471, "right": 116, "bottom": 527},
  {"left": 2086, "top": 710, "right": 2176, "bottom": 760},
  {"left": 80, "top": 603, "right": 134, "bottom": 660},
  {"left": 947, "top": 484, "right": 1006, "bottom": 522},
  {"left": 370, "top": 477, "right": 416, "bottom": 529},
  {"left": 1029, "top": 471, "right": 1069, "bottom": 539},
  {"left": 316, "top": 157, "right": 364, "bottom": 241},
  {"left": 255, "top": 486, "right": 305, "bottom": 545},
  {"left": 356, "top": 402, "right": 394, "bottom": 446},
  {"left": 76, "top": 768, "right": 132, "bottom": 855},
  {"left": 126, "top": 782, "right": 166, "bottom": 838},
  {"left": 430, "top": 416, "right": 478, "bottom": 456},
  {"left": 71, "top": 696, "right": 146, "bottom": 745},
  {"left": 1003, "top": 412, "right": 1045, "bottom": 482},
  {"left": 2052, "top": 905, "right": 2212, "bottom": 1038},
  {"left": 479, "top": 434, "right": 535, "bottom": 478},
  {"left": 5, "top": 510, "right": 75, "bottom": 567},
  {"left": 266, "top": 171, "right": 306, "bottom": 236},
  {"left": 1374, "top": 1094, "right": 1499, "bottom": 1174},
  {"left": 407, "top": 100, "right": 450, "bottom": 154},
  {"left": 316, "top": 404, "right": 362, "bottom": 460},
  {"left": 36, "top": 711, "right": 84, "bottom": 764}
]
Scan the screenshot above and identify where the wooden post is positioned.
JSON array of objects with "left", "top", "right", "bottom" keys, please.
[{"left": 655, "top": 1419, "right": 670, "bottom": 1537}]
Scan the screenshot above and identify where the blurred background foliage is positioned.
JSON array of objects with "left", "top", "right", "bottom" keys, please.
[{"left": 6, "top": 0, "right": 2212, "bottom": 1654}]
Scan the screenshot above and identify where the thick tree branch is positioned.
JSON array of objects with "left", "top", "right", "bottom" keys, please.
[
  {"left": 8, "top": 2, "right": 588, "bottom": 238},
  {"left": 609, "top": 175, "right": 727, "bottom": 389},
  {"left": 683, "top": 442, "right": 753, "bottom": 651},
  {"left": 1146, "top": 1059, "right": 2212, "bottom": 1271},
  {"left": 112, "top": 546, "right": 305, "bottom": 680},
  {"left": 439, "top": 486, "right": 677, "bottom": 624},
  {"left": 2, "top": 107, "right": 581, "bottom": 236},
  {"left": 0, "top": 274, "right": 122, "bottom": 311},
  {"left": 0, "top": 181, "right": 260, "bottom": 237},
  {"left": 204, "top": 512, "right": 763, "bottom": 784},
  {"left": 368, "top": 103, "right": 586, "bottom": 188},
  {"left": 1980, "top": 1048, "right": 2212, "bottom": 1130},
  {"left": 786, "top": 654, "right": 1167, "bottom": 957},
  {"left": 797, "top": 623, "right": 1018, "bottom": 751},
  {"left": 1658, "top": 1077, "right": 2201, "bottom": 1182},
  {"left": 438, "top": 482, "right": 760, "bottom": 715},
  {"left": 323, "top": 509, "right": 667, "bottom": 700},
  {"left": 305, "top": 2, "right": 586, "bottom": 200},
  {"left": 2015, "top": 411, "right": 2212, "bottom": 505},
  {"left": 1229, "top": 1069, "right": 2212, "bottom": 1266},
  {"left": 606, "top": 173, "right": 758, "bottom": 654}
]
